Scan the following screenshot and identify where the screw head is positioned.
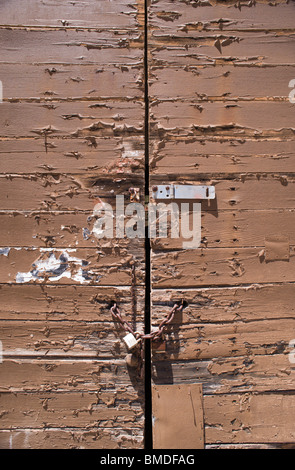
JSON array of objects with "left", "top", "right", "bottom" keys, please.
[{"left": 152, "top": 186, "right": 158, "bottom": 191}]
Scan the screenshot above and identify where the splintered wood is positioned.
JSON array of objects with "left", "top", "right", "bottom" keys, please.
[
  {"left": 0, "top": 0, "right": 145, "bottom": 449},
  {"left": 149, "top": 0, "right": 295, "bottom": 449}
]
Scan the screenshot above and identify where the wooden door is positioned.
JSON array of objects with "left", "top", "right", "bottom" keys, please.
[
  {"left": 0, "top": 0, "right": 146, "bottom": 449},
  {"left": 148, "top": 0, "right": 295, "bottom": 449},
  {"left": 1, "top": 0, "right": 295, "bottom": 451}
]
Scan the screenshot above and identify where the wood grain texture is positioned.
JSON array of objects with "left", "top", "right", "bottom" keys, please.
[
  {"left": 152, "top": 384, "right": 204, "bottom": 449},
  {"left": 0, "top": 285, "right": 144, "bottom": 321},
  {"left": 0, "top": 0, "right": 145, "bottom": 449},
  {"left": 0, "top": 0, "right": 143, "bottom": 29},
  {"left": 0, "top": 137, "right": 145, "bottom": 175},
  {"left": 204, "top": 393, "right": 295, "bottom": 444},
  {"left": 0, "top": 428, "right": 143, "bottom": 450},
  {"left": 149, "top": 0, "right": 295, "bottom": 448}
]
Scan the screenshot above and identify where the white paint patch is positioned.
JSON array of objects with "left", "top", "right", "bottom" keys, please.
[
  {"left": 0, "top": 247, "right": 10, "bottom": 256},
  {"left": 121, "top": 141, "right": 143, "bottom": 160},
  {"left": 16, "top": 249, "right": 99, "bottom": 284}
]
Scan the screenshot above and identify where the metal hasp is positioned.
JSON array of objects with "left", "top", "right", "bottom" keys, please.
[{"left": 152, "top": 184, "right": 215, "bottom": 200}]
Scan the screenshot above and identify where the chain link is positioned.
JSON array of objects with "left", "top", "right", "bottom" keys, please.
[
  {"left": 110, "top": 300, "right": 184, "bottom": 342},
  {"left": 110, "top": 300, "right": 184, "bottom": 378}
]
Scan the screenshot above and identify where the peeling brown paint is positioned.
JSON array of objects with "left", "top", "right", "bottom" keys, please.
[
  {"left": 149, "top": 0, "right": 295, "bottom": 448},
  {"left": 0, "top": 0, "right": 145, "bottom": 449},
  {"left": 1, "top": 0, "right": 295, "bottom": 450}
]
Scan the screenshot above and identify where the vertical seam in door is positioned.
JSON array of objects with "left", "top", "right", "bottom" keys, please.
[{"left": 144, "top": 0, "right": 153, "bottom": 450}]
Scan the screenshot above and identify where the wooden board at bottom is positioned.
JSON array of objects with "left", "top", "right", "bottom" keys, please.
[{"left": 152, "top": 383, "right": 204, "bottom": 449}]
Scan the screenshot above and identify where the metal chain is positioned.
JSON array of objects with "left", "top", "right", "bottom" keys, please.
[
  {"left": 110, "top": 300, "right": 184, "bottom": 343},
  {"left": 110, "top": 300, "right": 184, "bottom": 378}
]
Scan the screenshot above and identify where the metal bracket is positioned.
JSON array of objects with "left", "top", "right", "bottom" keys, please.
[{"left": 151, "top": 184, "right": 215, "bottom": 200}]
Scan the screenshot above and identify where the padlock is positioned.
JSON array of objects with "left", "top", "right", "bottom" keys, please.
[
  {"left": 123, "top": 332, "right": 140, "bottom": 351},
  {"left": 125, "top": 353, "right": 139, "bottom": 368}
]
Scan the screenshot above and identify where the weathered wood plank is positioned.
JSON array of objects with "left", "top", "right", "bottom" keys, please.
[
  {"left": 0, "top": 320, "right": 145, "bottom": 358},
  {"left": 1, "top": 208, "right": 294, "bottom": 249},
  {"left": 149, "top": 0, "right": 295, "bottom": 33},
  {"left": 152, "top": 354, "right": 295, "bottom": 394},
  {"left": 0, "top": 391, "right": 144, "bottom": 428},
  {"left": 149, "top": 65, "right": 295, "bottom": 101},
  {"left": 0, "top": 285, "right": 144, "bottom": 321},
  {"left": 0, "top": 101, "right": 144, "bottom": 138},
  {"left": 150, "top": 101, "right": 295, "bottom": 133},
  {"left": 0, "top": 29, "right": 143, "bottom": 65},
  {"left": 0, "top": 246, "right": 145, "bottom": 286},
  {"left": 150, "top": 31, "right": 295, "bottom": 66},
  {"left": 150, "top": 209, "right": 295, "bottom": 250},
  {"left": 0, "top": 211, "right": 145, "bottom": 248},
  {"left": 0, "top": 359, "right": 144, "bottom": 392},
  {"left": 150, "top": 138, "right": 295, "bottom": 176},
  {"left": 152, "top": 247, "right": 295, "bottom": 287},
  {"left": 0, "top": 137, "right": 145, "bottom": 175},
  {"left": 1, "top": 175, "right": 294, "bottom": 211},
  {"left": 151, "top": 284, "right": 295, "bottom": 323},
  {"left": 155, "top": 176, "right": 295, "bottom": 210},
  {"left": 204, "top": 393, "right": 295, "bottom": 443},
  {"left": 0, "top": 428, "right": 143, "bottom": 449},
  {"left": 0, "top": 0, "right": 143, "bottom": 29},
  {"left": 0, "top": 174, "right": 145, "bottom": 211},
  {"left": 1, "top": 64, "right": 144, "bottom": 101},
  {"left": 151, "top": 318, "right": 295, "bottom": 360}
]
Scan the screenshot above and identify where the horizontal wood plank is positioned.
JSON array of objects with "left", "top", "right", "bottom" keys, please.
[
  {"left": 0, "top": 29, "right": 143, "bottom": 65},
  {"left": 0, "top": 359, "right": 144, "bottom": 392},
  {"left": 0, "top": 390, "right": 144, "bottom": 429},
  {"left": 0, "top": 246, "right": 145, "bottom": 286},
  {"left": 150, "top": 31, "right": 295, "bottom": 66},
  {"left": 149, "top": 65, "right": 295, "bottom": 100},
  {"left": 150, "top": 100, "right": 295, "bottom": 133},
  {"left": 150, "top": 209, "right": 295, "bottom": 250},
  {"left": 149, "top": 0, "right": 295, "bottom": 33},
  {"left": 0, "top": 101, "right": 144, "bottom": 138},
  {"left": 204, "top": 392, "right": 295, "bottom": 443},
  {"left": 0, "top": 0, "right": 143, "bottom": 29},
  {"left": 0, "top": 137, "right": 145, "bottom": 175},
  {"left": 152, "top": 354, "right": 295, "bottom": 394},
  {"left": 0, "top": 320, "right": 144, "bottom": 358},
  {"left": 0, "top": 284, "right": 144, "bottom": 321},
  {"left": 1, "top": 64, "right": 144, "bottom": 101},
  {"left": 1, "top": 175, "right": 294, "bottom": 211},
  {"left": 0, "top": 428, "right": 143, "bottom": 449},
  {"left": 152, "top": 247, "right": 295, "bottom": 287},
  {"left": 0, "top": 211, "right": 146, "bottom": 248},
  {"left": 0, "top": 174, "right": 145, "bottom": 211},
  {"left": 150, "top": 138, "right": 295, "bottom": 175},
  {"left": 151, "top": 284, "right": 295, "bottom": 323},
  {"left": 151, "top": 318, "right": 295, "bottom": 360}
]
